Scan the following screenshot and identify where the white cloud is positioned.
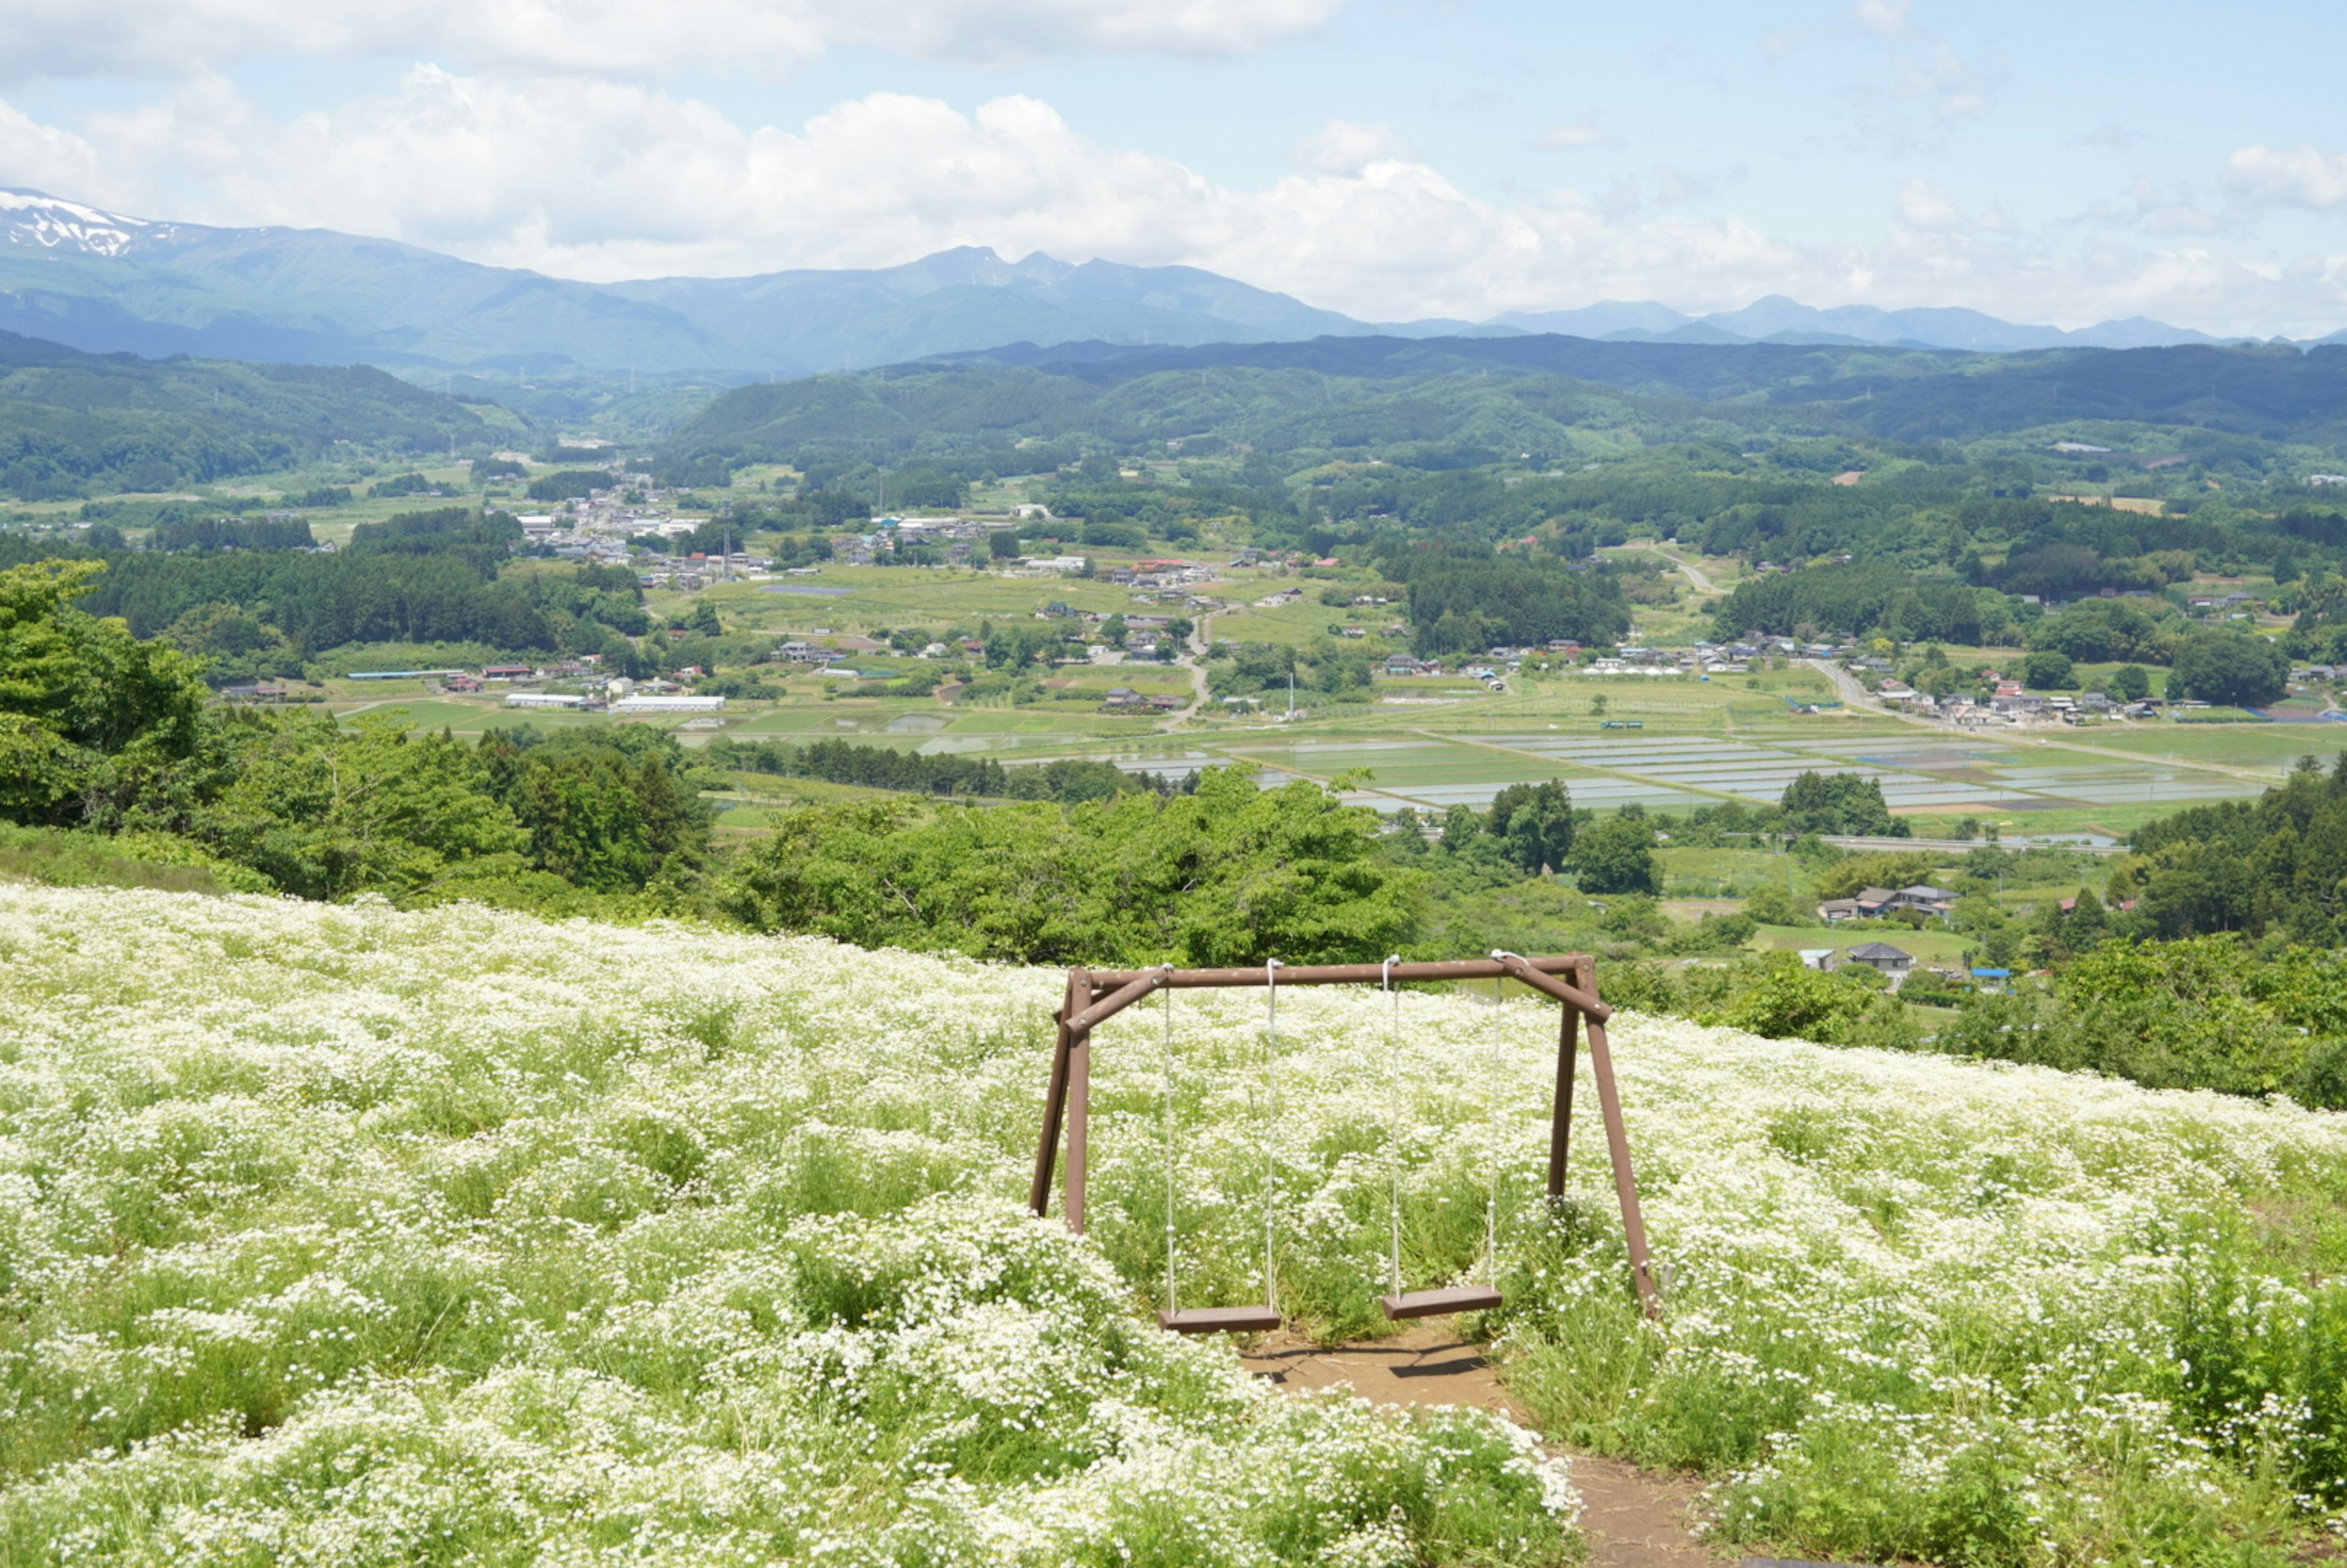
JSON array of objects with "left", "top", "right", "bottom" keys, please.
[
  {"left": 1291, "top": 120, "right": 1417, "bottom": 177},
  {"left": 5, "top": 72, "right": 2347, "bottom": 338},
  {"left": 2226, "top": 144, "right": 2347, "bottom": 211},
  {"left": 1532, "top": 122, "right": 1610, "bottom": 152},
  {"left": 1894, "top": 177, "right": 1964, "bottom": 230},
  {"left": 1851, "top": 0, "right": 1913, "bottom": 39},
  {"left": 0, "top": 0, "right": 1346, "bottom": 84}
]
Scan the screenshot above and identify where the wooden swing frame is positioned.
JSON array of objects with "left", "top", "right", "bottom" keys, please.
[{"left": 1026, "top": 953, "right": 1662, "bottom": 1322}]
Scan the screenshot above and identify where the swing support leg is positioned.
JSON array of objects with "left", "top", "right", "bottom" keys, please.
[
  {"left": 1029, "top": 969, "right": 1090, "bottom": 1228},
  {"left": 1066, "top": 969, "right": 1092, "bottom": 1234},
  {"left": 1584, "top": 1015, "right": 1662, "bottom": 1322},
  {"left": 1548, "top": 984, "right": 1578, "bottom": 1199},
  {"left": 1494, "top": 955, "right": 1662, "bottom": 1323}
]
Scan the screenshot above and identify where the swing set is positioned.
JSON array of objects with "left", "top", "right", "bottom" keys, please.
[{"left": 1026, "top": 951, "right": 1661, "bottom": 1333}]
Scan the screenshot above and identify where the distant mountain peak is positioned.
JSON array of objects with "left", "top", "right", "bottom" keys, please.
[
  {"left": 0, "top": 188, "right": 183, "bottom": 259},
  {"left": 0, "top": 182, "right": 2317, "bottom": 374}
]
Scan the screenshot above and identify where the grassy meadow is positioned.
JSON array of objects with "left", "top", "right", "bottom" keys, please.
[{"left": 0, "top": 885, "right": 2341, "bottom": 1564}]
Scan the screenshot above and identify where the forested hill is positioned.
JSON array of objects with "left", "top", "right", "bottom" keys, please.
[
  {"left": 928, "top": 336, "right": 2347, "bottom": 444},
  {"left": 0, "top": 330, "right": 494, "bottom": 499},
  {"left": 664, "top": 335, "right": 2347, "bottom": 476}
]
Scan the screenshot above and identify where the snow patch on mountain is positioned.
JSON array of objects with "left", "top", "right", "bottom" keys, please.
[{"left": 0, "top": 190, "right": 178, "bottom": 258}]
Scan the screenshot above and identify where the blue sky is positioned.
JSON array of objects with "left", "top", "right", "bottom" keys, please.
[{"left": 2, "top": 0, "right": 2342, "bottom": 333}]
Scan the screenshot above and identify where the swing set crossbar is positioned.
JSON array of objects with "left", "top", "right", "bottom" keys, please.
[{"left": 1028, "top": 953, "right": 1664, "bottom": 1325}]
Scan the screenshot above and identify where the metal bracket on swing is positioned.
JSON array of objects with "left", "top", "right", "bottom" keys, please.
[{"left": 1026, "top": 953, "right": 1664, "bottom": 1326}]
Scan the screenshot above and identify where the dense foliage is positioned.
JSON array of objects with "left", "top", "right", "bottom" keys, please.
[
  {"left": 2114, "top": 753, "right": 2347, "bottom": 940},
  {"left": 1937, "top": 935, "right": 2347, "bottom": 1108},
  {"left": 719, "top": 765, "right": 1415, "bottom": 966},
  {"left": 1778, "top": 771, "right": 1909, "bottom": 837},
  {"left": 707, "top": 737, "right": 1161, "bottom": 804},
  {"left": 46, "top": 516, "right": 652, "bottom": 669}
]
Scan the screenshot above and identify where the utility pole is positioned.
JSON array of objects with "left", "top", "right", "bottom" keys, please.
[{"left": 1287, "top": 668, "right": 1295, "bottom": 722}]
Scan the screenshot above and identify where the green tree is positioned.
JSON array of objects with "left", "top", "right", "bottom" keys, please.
[
  {"left": 196, "top": 714, "right": 526, "bottom": 900},
  {"left": 1780, "top": 771, "right": 1906, "bottom": 837},
  {"left": 2169, "top": 629, "right": 2288, "bottom": 707},
  {"left": 2106, "top": 664, "right": 2152, "bottom": 703},
  {"left": 1439, "top": 803, "right": 1483, "bottom": 854},
  {"left": 2021, "top": 650, "right": 2074, "bottom": 691},
  {"left": 1487, "top": 780, "right": 1575, "bottom": 874},
  {"left": 1705, "top": 951, "right": 1879, "bottom": 1042},
  {"left": 0, "top": 559, "right": 211, "bottom": 827},
  {"left": 719, "top": 764, "right": 1416, "bottom": 965},
  {"left": 1743, "top": 880, "right": 1807, "bottom": 926},
  {"left": 1574, "top": 813, "right": 1659, "bottom": 895},
  {"left": 983, "top": 621, "right": 1053, "bottom": 670},
  {"left": 482, "top": 728, "right": 715, "bottom": 893}
]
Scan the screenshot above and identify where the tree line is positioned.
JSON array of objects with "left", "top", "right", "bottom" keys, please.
[{"left": 706, "top": 738, "right": 1174, "bottom": 804}]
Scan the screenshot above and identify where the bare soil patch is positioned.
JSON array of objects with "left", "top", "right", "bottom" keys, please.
[{"left": 1241, "top": 1321, "right": 1730, "bottom": 1567}]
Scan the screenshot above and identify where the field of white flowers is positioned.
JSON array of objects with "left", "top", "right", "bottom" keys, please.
[{"left": 0, "top": 884, "right": 2342, "bottom": 1566}]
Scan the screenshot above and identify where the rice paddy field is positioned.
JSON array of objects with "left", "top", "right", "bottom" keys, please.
[
  {"left": 1, "top": 885, "right": 2343, "bottom": 1565},
  {"left": 330, "top": 660, "right": 2347, "bottom": 847}
]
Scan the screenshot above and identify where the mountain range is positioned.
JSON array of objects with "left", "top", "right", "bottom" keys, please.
[{"left": 3, "top": 186, "right": 2330, "bottom": 379}]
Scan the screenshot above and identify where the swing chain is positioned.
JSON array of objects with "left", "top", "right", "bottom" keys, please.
[
  {"left": 1482, "top": 953, "right": 1523, "bottom": 1288},
  {"left": 1158, "top": 963, "right": 1177, "bottom": 1317},
  {"left": 1381, "top": 954, "right": 1403, "bottom": 1299},
  {"left": 1262, "top": 959, "right": 1282, "bottom": 1313}
]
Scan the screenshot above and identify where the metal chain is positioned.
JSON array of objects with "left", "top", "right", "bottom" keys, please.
[
  {"left": 1262, "top": 958, "right": 1282, "bottom": 1313},
  {"left": 1383, "top": 954, "right": 1403, "bottom": 1298},
  {"left": 1159, "top": 965, "right": 1178, "bottom": 1316},
  {"left": 1485, "top": 952, "right": 1522, "bottom": 1288}
]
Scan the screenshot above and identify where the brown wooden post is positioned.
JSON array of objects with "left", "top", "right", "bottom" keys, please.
[
  {"left": 1547, "top": 992, "right": 1578, "bottom": 1199},
  {"left": 1028, "top": 978, "right": 1077, "bottom": 1218},
  {"left": 1065, "top": 968, "right": 1093, "bottom": 1234},
  {"left": 1583, "top": 1014, "right": 1662, "bottom": 1321}
]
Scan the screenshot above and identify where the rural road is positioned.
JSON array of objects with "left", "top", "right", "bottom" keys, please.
[
  {"left": 1651, "top": 546, "right": 1720, "bottom": 596},
  {"left": 1164, "top": 609, "right": 1214, "bottom": 729}
]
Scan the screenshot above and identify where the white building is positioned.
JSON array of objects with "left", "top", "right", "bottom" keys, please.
[{"left": 612, "top": 695, "right": 727, "bottom": 713}]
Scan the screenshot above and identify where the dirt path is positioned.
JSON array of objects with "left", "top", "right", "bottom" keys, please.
[
  {"left": 1651, "top": 545, "right": 1721, "bottom": 597},
  {"left": 1162, "top": 610, "right": 1215, "bottom": 730},
  {"left": 1240, "top": 1322, "right": 1727, "bottom": 1567}
]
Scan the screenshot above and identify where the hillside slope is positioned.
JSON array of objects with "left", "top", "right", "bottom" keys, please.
[
  {"left": 0, "top": 884, "right": 2338, "bottom": 1564},
  {"left": 0, "top": 329, "right": 494, "bottom": 497}
]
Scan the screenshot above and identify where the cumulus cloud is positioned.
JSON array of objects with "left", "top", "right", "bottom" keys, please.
[
  {"left": 0, "top": 0, "right": 1346, "bottom": 83},
  {"left": 1291, "top": 120, "right": 1417, "bottom": 176},
  {"left": 4, "top": 72, "right": 2346, "bottom": 337},
  {"left": 2226, "top": 144, "right": 2347, "bottom": 210}
]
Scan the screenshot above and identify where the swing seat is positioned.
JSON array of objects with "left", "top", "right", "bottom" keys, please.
[
  {"left": 1158, "top": 1306, "right": 1284, "bottom": 1335},
  {"left": 1379, "top": 1284, "right": 1504, "bottom": 1321}
]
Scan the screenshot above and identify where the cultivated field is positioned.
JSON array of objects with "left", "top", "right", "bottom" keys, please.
[{"left": 1, "top": 886, "right": 2341, "bottom": 1563}]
